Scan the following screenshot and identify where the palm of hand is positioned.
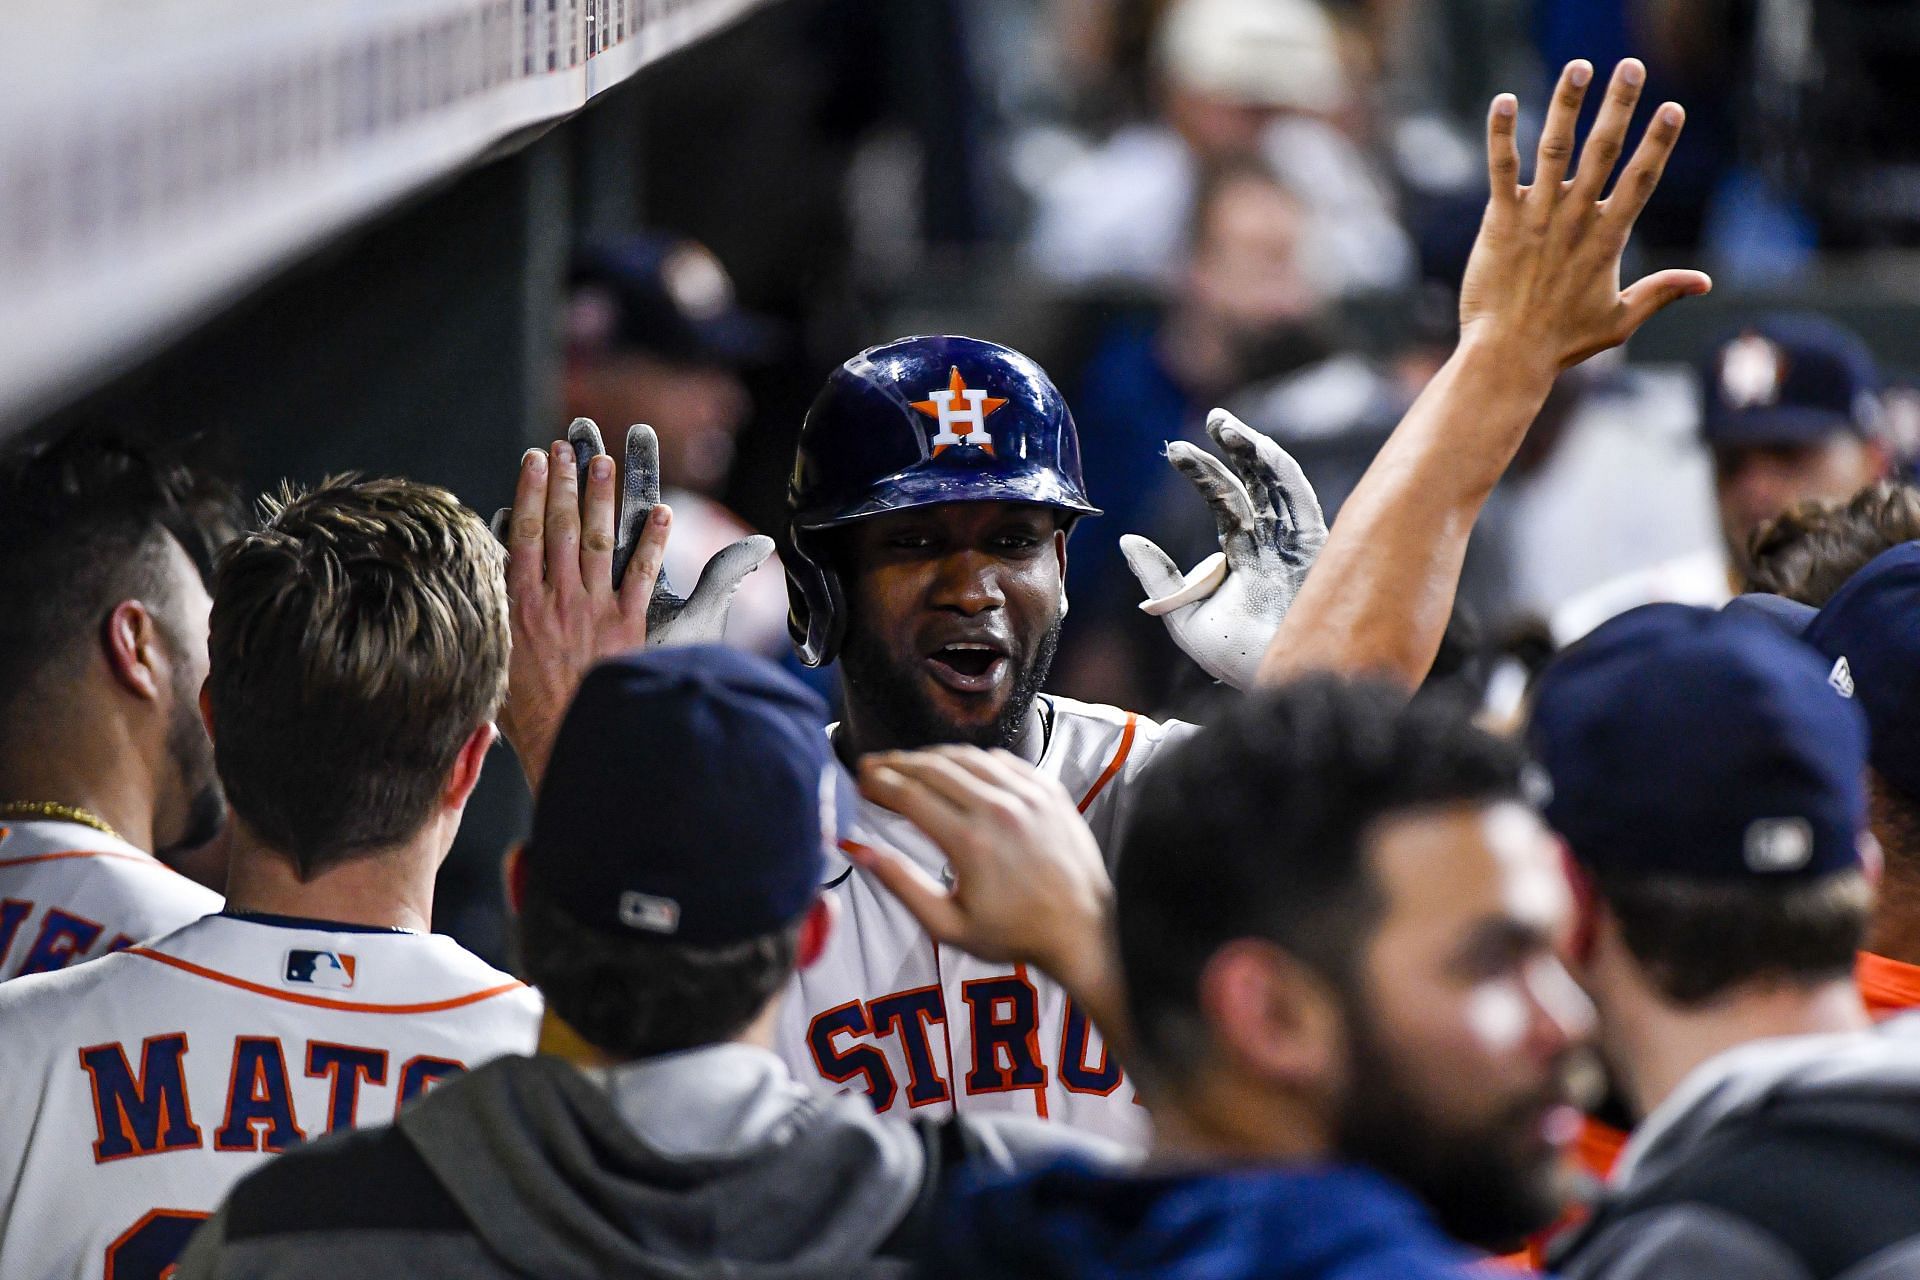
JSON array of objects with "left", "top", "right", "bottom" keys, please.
[{"left": 1459, "top": 59, "right": 1709, "bottom": 377}]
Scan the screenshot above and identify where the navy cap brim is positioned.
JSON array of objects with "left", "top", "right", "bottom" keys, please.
[
  {"left": 1722, "top": 592, "right": 1819, "bottom": 638},
  {"left": 1705, "top": 405, "right": 1861, "bottom": 447},
  {"left": 687, "top": 310, "right": 782, "bottom": 366}
]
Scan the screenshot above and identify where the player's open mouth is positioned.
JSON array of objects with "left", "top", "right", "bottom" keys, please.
[{"left": 925, "top": 642, "right": 1008, "bottom": 694}]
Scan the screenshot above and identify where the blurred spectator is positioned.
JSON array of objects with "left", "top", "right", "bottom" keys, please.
[
  {"left": 925, "top": 679, "right": 1593, "bottom": 1274},
  {"left": 1531, "top": 1, "right": 1777, "bottom": 264},
  {"left": 1481, "top": 357, "right": 1719, "bottom": 629},
  {"left": 1024, "top": 0, "right": 1412, "bottom": 298},
  {"left": 1745, "top": 480, "right": 1920, "bottom": 604},
  {"left": 565, "top": 236, "right": 790, "bottom": 657},
  {"left": 181, "top": 648, "right": 1113, "bottom": 1277},
  {"left": 1529, "top": 605, "right": 1894, "bottom": 1280},
  {"left": 1551, "top": 314, "right": 1891, "bottom": 645},
  {"left": 1057, "top": 157, "right": 1421, "bottom": 710},
  {"left": 1068, "top": 160, "right": 1323, "bottom": 597}
]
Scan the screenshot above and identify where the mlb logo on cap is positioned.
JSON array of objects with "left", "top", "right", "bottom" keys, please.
[
  {"left": 285, "top": 949, "right": 356, "bottom": 990},
  {"left": 618, "top": 891, "right": 681, "bottom": 935}
]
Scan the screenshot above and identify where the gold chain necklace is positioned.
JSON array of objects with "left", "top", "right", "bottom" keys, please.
[{"left": 0, "top": 801, "right": 123, "bottom": 842}]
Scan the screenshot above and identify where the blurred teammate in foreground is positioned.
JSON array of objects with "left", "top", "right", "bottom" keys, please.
[
  {"left": 0, "top": 432, "right": 235, "bottom": 980},
  {"left": 855, "top": 679, "right": 1592, "bottom": 1275},
  {"left": 498, "top": 55, "right": 1708, "bottom": 1143},
  {"left": 179, "top": 647, "right": 1113, "bottom": 1278},
  {"left": 1529, "top": 604, "right": 1920, "bottom": 1280},
  {"left": 0, "top": 479, "right": 543, "bottom": 1280}
]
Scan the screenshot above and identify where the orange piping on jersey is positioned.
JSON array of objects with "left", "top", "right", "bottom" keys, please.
[
  {"left": 839, "top": 839, "right": 877, "bottom": 862},
  {"left": 125, "top": 947, "right": 526, "bottom": 1014},
  {"left": 0, "top": 848, "right": 174, "bottom": 873},
  {"left": 1077, "top": 714, "right": 1138, "bottom": 814},
  {"left": 1857, "top": 950, "right": 1920, "bottom": 1020},
  {"left": 1012, "top": 962, "right": 1050, "bottom": 1119}
]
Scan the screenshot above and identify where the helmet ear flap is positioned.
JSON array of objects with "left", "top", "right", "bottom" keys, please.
[{"left": 785, "top": 531, "right": 847, "bottom": 668}]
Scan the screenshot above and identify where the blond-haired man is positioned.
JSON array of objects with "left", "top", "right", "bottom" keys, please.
[{"left": 0, "top": 476, "right": 663, "bottom": 1280}]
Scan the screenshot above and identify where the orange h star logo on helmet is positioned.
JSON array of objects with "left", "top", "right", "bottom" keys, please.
[{"left": 911, "top": 367, "right": 1006, "bottom": 456}]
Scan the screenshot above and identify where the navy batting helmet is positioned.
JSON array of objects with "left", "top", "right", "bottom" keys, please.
[{"left": 786, "top": 335, "right": 1100, "bottom": 667}]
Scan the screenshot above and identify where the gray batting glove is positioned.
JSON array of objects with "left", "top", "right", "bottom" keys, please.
[
  {"left": 493, "top": 418, "right": 774, "bottom": 647},
  {"left": 1120, "top": 409, "right": 1327, "bottom": 690}
]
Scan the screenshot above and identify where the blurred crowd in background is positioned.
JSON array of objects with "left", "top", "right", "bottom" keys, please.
[{"left": 593, "top": 0, "right": 1920, "bottom": 728}]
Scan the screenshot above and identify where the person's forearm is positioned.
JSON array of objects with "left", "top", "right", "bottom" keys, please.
[{"left": 1256, "top": 335, "right": 1554, "bottom": 689}]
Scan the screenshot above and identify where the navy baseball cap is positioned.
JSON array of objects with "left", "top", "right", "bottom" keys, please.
[
  {"left": 1732, "top": 542, "right": 1920, "bottom": 803},
  {"left": 524, "top": 646, "right": 847, "bottom": 946},
  {"left": 1701, "top": 313, "right": 1882, "bottom": 447},
  {"left": 566, "top": 235, "right": 778, "bottom": 367},
  {"left": 1529, "top": 604, "right": 1868, "bottom": 881}
]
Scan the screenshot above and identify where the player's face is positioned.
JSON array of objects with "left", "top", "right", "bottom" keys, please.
[
  {"left": 1715, "top": 433, "right": 1886, "bottom": 575},
  {"left": 837, "top": 502, "right": 1066, "bottom": 751},
  {"left": 152, "top": 544, "right": 225, "bottom": 858},
  {"left": 1334, "top": 802, "right": 1593, "bottom": 1250}
]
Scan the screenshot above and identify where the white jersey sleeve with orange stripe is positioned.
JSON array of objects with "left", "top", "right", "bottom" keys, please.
[
  {"left": 777, "top": 695, "right": 1195, "bottom": 1148},
  {"left": 0, "top": 912, "right": 542, "bottom": 1280},
  {"left": 0, "top": 820, "right": 223, "bottom": 982}
]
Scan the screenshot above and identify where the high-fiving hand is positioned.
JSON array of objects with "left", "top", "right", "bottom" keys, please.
[
  {"left": 848, "top": 747, "right": 1130, "bottom": 1050},
  {"left": 493, "top": 417, "right": 774, "bottom": 789},
  {"left": 1121, "top": 409, "right": 1326, "bottom": 689},
  {"left": 1459, "top": 58, "right": 1713, "bottom": 380}
]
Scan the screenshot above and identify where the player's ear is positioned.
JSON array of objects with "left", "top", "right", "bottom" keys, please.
[
  {"left": 441, "top": 722, "right": 497, "bottom": 812},
  {"left": 198, "top": 678, "right": 215, "bottom": 743},
  {"left": 795, "top": 894, "right": 836, "bottom": 970},
  {"left": 1198, "top": 938, "right": 1343, "bottom": 1090},
  {"left": 502, "top": 843, "right": 528, "bottom": 915},
  {"left": 103, "top": 600, "right": 164, "bottom": 702},
  {"left": 1559, "top": 842, "right": 1601, "bottom": 968}
]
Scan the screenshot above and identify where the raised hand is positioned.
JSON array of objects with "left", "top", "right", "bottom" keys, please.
[
  {"left": 496, "top": 432, "right": 668, "bottom": 790},
  {"left": 848, "top": 748, "right": 1123, "bottom": 1031},
  {"left": 602, "top": 421, "right": 776, "bottom": 646},
  {"left": 1459, "top": 58, "right": 1712, "bottom": 380},
  {"left": 1121, "top": 409, "right": 1326, "bottom": 689}
]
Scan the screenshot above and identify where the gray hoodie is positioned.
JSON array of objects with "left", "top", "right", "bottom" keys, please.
[
  {"left": 1551, "top": 1013, "right": 1920, "bottom": 1280},
  {"left": 178, "top": 1044, "right": 1116, "bottom": 1280}
]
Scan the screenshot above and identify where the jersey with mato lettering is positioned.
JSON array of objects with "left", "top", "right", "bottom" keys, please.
[
  {"left": 0, "top": 820, "right": 223, "bottom": 982},
  {"left": 0, "top": 912, "right": 542, "bottom": 1280},
  {"left": 778, "top": 695, "right": 1195, "bottom": 1147}
]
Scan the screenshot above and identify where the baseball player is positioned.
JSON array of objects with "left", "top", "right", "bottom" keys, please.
[
  {"left": 0, "top": 479, "right": 562, "bottom": 1280},
  {"left": 499, "top": 56, "right": 1706, "bottom": 1145},
  {"left": 0, "top": 432, "right": 235, "bottom": 982}
]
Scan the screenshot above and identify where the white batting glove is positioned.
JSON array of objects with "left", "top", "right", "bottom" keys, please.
[
  {"left": 1120, "top": 409, "right": 1327, "bottom": 690},
  {"left": 494, "top": 418, "right": 774, "bottom": 648}
]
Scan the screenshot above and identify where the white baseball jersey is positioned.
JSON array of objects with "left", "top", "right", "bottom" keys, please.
[
  {"left": 778, "top": 695, "right": 1195, "bottom": 1147},
  {"left": 0, "top": 912, "right": 541, "bottom": 1280},
  {"left": 0, "top": 820, "right": 222, "bottom": 982}
]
